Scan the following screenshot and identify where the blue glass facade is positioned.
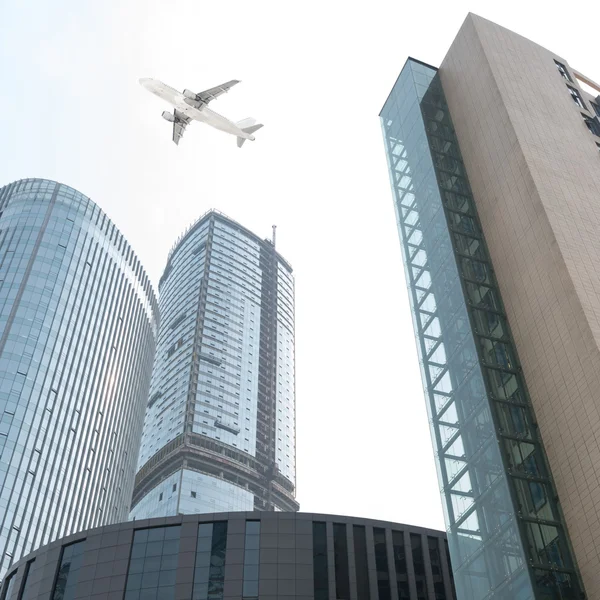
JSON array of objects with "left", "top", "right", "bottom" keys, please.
[
  {"left": 380, "top": 61, "right": 584, "bottom": 599},
  {"left": 0, "top": 179, "right": 158, "bottom": 580},
  {"left": 131, "top": 211, "right": 297, "bottom": 519}
]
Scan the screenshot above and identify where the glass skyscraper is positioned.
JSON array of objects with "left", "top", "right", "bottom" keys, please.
[
  {"left": 130, "top": 210, "right": 297, "bottom": 519},
  {"left": 0, "top": 179, "right": 158, "bottom": 579},
  {"left": 380, "top": 13, "right": 600, "bottom": 599}
]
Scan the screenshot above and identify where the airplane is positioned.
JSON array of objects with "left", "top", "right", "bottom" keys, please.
[{"left": 139, "top": 78, "right": 263, "bottom": 147}]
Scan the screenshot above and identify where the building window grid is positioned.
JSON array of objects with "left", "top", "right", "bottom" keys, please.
[
  {"left": 51, "top": 540, "right": 86, "bottom": 600},
  {"left": 332, "top": 524, "right": 350, "bottom": 600},
  {"left": 392, "top": 531, "right": 410, "bottom": 600},
  {"left": 381, "top": 64, "right": 584, "bottom": 599},
  {"left": 427, "top": 536, "right": 450, "bottom": 600},
  {"left": 16, "top": 559, "right": 35, "bottom": 600},
  {"left": 566, "top": 85, "right": 586, "bottom": 109},
  {"left": 410, "top": 534, "right": 429, "bottom": 600},
  {"left": 553, "top": 60, "right": 573, "bottom": 82},
  {"left": 193, "top": 522, "right": 227, "bottom": 600},
  {"left": 313, "top": 522, "right": 329, "bottom": 600},
  {"left": 373, "top": 528, "right": 391, "bottom": 600},
  {"left": 0, "top": 570, "right": 17, "bottom": 600},
  {"left": 583, "top": 114, "right": 600, "bottom": 137},
  {"left": 124, "top": 526, "right": 181, "bottom": 600},
  {"left": 353, "top": 526, "right": 370, "bottom": 600},
  {"left": 242, "top": 521, "right": 260, "bottom": 599}
]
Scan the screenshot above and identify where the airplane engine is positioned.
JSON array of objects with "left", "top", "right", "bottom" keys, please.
[
  {"left": 161, "top": 111, "right": 175, "bottom": 123},
  {"left": 183, "top": 89, "right": 197, "bottom": 101}
]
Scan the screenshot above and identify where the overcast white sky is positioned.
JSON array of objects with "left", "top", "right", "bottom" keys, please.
[{"left": 1, "top": 0, "right": 598, "bottom": 530}]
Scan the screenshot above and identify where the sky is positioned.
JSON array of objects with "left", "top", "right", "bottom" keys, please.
[{"left": 0, "top": 0, "right": 598, "bottom": 531}]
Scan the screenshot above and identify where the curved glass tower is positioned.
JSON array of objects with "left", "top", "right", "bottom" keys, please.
[
  {"left": 0, "top": 179, "right": 158, "bottom": 579},
  {"left": 131, "top": 210, "right": 297, "bottom": 519}
]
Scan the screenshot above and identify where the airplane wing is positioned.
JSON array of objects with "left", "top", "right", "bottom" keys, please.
[
  {"left": 197, "top": 80, "right": 240, "bottom": 104},
  {"left": 173, "top": 109, "right": 192, "bottom": 145}
]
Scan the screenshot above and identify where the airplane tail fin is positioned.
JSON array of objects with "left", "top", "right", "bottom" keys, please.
[{"left": 236, "top": 118, "right": 263, "bottom": 148}]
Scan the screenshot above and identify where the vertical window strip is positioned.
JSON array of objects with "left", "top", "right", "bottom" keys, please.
[
  {"left": 373, "top": 528, "right": 391, "bottom": 600},
  {"left": 124, "top": 526, "right": 181, "bottom": 600},
  {"left": 352, "top": 526, "right": 370, "bottom": 600},
  {"left": 193, "top": 522, "right": 228, "bottom": 600},
  {"left": 242, "top": 521, "right": 260, "bottom": 599},
  {"left": 443, "top": 540, "right": 456, "bottom": 599},
  {"left": 332, "top": 524, "right": 350, "bottom": 600},
  {"left": 410, "top": 534, "right": 429, "bottom": 600},
  {"left": 51, "top": 540, "right": 86, "bottom": 600},
  {"left": 0, "top": 570, "right": 17, "bottom": 600},
  {"left": 427, "top": 536, "right": 447, "bottom": 599},
  {"left": 193, "top": 523, "right": 214, "bottom": 600},
  {"left": 392, "top": 531, "right": 410, "bottom": 599},
  {"left": 313, "top": 522, "right": 329, "bottom": 600},
  {"left": 17, "top": 559, "right": 35, "bottom": 600},
  {"left": 209, "top": 522, "right": 227, "bottom": 599}
]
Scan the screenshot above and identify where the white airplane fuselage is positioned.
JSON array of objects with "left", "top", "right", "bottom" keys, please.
[{"left": 140, "top": 78, "right": 255, "bottom": 140}]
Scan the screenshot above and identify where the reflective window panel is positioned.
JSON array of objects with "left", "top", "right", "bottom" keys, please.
[
  {"left": 242, "top": 521, "right": 260, "bottom": 599},
  {"left": 124, "top": 526, "right": 181, "bottom": 600},
  {"left": 313, "top": 522, "right": 329, "bottom": 600},
  {"left": 51, "top": 540, "right": 85, "bottom": 600},
  {"left": 333, "top": 523, "right": 350, "bottom": 600}
]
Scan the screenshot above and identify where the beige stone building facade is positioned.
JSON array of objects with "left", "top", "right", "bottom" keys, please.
[
  {"left": 381, "top": 12, "right": 600, "bottom": 600},
  {"left": 441, "top": 14, "right": 600, "bottom": 598}
]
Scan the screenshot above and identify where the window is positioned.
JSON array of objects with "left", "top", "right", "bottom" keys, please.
[
  {"left": 0, "top": 570, "right": 17, "bottom": 600},
  {"left": 333, "top": 524, "right": 350, "bottom": 599},
  {"left": 591, "top": 102, "right": 600, "bottom": 118},
  {"left": 392, "top": 531, "right": 410, "bottom": 599},
  {"left": 353, "top": 526, "right": 370, "bottom": 600},
  {"left": 411, "top": 534, "right": 429, "bottom": 600},
  {"left": 52, "top": 540, "right": 86, "bottom": 600},
  {"left": 313, "top": 522, "right": 329, "bottom": 600},
  {"left": 124, "top": 526, "right": 181, "bottom": 600},
  {"left": 567, "top": 85, "right": 586, "bottom": 109},
  {"left": 584, "top": 115, "right": 600, "bottom": 137},
  {"left": 373, "top": 528, "right": 391, "bottom": 600},
  {"left": 193, "top": 522, "right": 227, "bottom": 600},
  {"left": 17, "top": 559, "right": 35, "bottom": 600},
  {"left": 428, "top": 537, "right": 448, "bottom": 599},
  {"left": 191, "top": 491, "right": 197, "bottom": 498},
  {"left": 242, "top": 521, "right": 260, "bottom": 598},
  {"left": 444, "top": 540, "right": 456, "bottom": 596},
  {"left": 554, "top": 60, "right": 572, "bottom": 82}
]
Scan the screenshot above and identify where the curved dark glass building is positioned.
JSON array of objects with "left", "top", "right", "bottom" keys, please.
[
  {"left": 131, "top": 210, "right": 297, "bottom": 519},
  {"left": 0, "top": 179, "right": 158, "bottom": 579},
  {"left": 2, "top": 512, "right": 456, "bottom": 600}
]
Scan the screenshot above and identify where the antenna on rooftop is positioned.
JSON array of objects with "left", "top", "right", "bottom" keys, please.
[{"left": 272, "top": 225, "right": 277, "bottom": 248}]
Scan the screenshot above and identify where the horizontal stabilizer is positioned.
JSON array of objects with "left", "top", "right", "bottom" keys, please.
[
  {"left": 242, "top": 124, "right": 263, "bottom": 135},
  {"left": 236, "top": 117, "right": 256, "bottom": 129},
  {"left": 236, "top": 122, "right": 264, "bottom": 148}
]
